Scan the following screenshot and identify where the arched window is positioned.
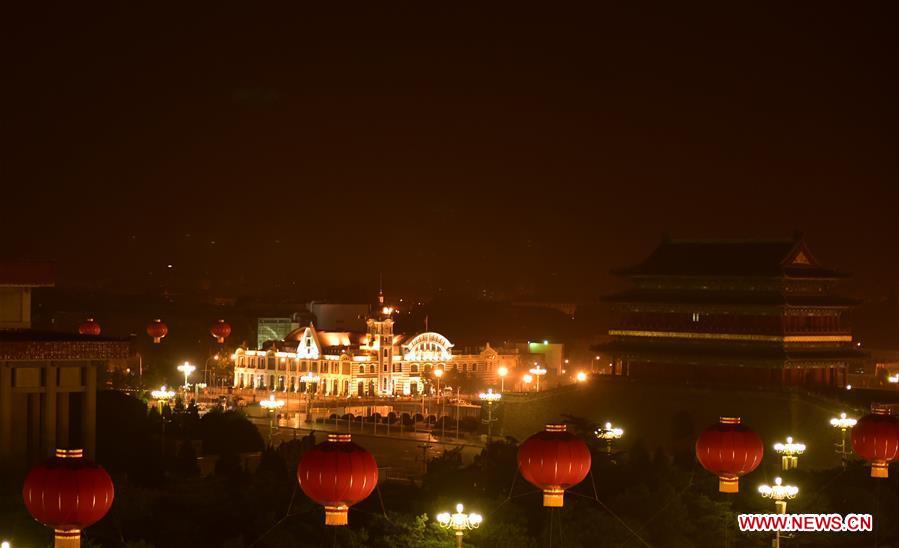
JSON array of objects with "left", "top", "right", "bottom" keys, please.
[
  {"left": 359, "top": 365, "right": 365, "bottom": 374},
  {"left": 411, "top": 364, "right": 419, "bottom": 374}
]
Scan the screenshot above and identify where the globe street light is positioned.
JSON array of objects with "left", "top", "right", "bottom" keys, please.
[
  {"left": 177, "top": 362, "right": 196, "bottom": 393},
  {"left": 830, "top": 412, "right": 857, "bottom": 468},
  {"left": 260, "top": 393, "right": 285, "bottom": 444},
  {"left": 529, "top": 364, "right": 547, "bottom": 392},
  {"left": 595, "top": 421, "right": 624, "bottom": 454},
  {"left": 478, "top": 388, "right": 502, "bottom": 442},
  {"left": 436, "top": 503, "right": 482, "bottom": 548},
  {"left": 150, "top": 385, "right": 176, "bottom": 455},
  {"left": 773, "top": 436, "right": 806, "bottom": 471},
  {"left": 496, "top": 366, "right": 508, "bottom": 392},
  {"left": 434, "top": 368, "right": 444, "bottom": 399},
  {"left": 301, "top": 373, "right": 320, "bottom": 423},
  {"left": 576, "top": 371, "right": 587, "bottom": 382},
  {"left": 758, "top": 477, "right": 798, "bottom": 548}
]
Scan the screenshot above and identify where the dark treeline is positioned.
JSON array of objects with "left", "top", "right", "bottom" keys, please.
[{"left": 1, "top": 392, "right": 896, "bottom": 547}]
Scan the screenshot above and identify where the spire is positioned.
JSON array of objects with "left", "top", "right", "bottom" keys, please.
[{"left": 378, "top": 272, "right": 384, "bottom": 305}]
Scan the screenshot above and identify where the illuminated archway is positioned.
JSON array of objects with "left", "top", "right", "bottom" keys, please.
[{"left": 403, "top": 332, "right": 454, "bottom": 362}]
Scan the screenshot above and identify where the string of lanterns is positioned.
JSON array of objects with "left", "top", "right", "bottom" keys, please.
[
  {"left": 75, "top": 317, "right": 233, "bottom": 346},
  {"left": 20, "top": 405, "right": 899, "bottom": 544}
]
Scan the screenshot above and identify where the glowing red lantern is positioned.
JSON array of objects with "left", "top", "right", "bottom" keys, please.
[
  {"left": 210, "top": 319, "right": 232, "bottom": 344},
  {"left": 22, "top": 449, "right": 114, "bottom": 548},
  {"left": 696, "top": 417, "right": 763, "bottom": 493},
  {"left": 517, "top": 424, "right": 591, "bottom": 507},
  {"left": 146, "top": 319, "right": 168, "bottom": 343},
  {"left": 78, "top": 318, "right": 101, "bottom": 336},
  {"left": 297, "top": 434, "right": 379, "bottom": 526},
  {"left": 852, "top": 408, "right": 899, "bottom": 478}
]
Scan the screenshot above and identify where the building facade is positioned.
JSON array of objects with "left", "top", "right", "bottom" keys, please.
[
  {"left": 599, "top": 237, "right": 864, "bottom": 387},
  {"left": 0, "top": 263, "right": 131, "bottom": 469},
  {"left": 233, "top": 314, "right": 520, "bottom": 397}
]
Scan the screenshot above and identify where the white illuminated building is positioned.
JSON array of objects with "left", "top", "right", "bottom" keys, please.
[{"left": 232, "top": 309, "right": 520, "bottom": 397}]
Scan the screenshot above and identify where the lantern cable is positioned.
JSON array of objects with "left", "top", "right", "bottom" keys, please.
[
  {"left": 588, "top": 469, "right": 654, "bottom": 548},
  {"left": 619, "top": 459, "right": 697, "bottom": 546},
  {"left": 375, "top": 482, "right": 394, "bottom": 524}
]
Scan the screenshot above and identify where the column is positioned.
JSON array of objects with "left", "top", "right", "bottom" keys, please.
[
  {"left": 0, "top": 364, "right": 11, "bottom": 461},
  {"left": 57, "top": 392, "right": 70, "bottom": 449},
  {"left": 82, "top": 364, "right": 97, "bottom": 459},
  {"left": 43, "top": 364, "right": 57, "bottom": 457}
]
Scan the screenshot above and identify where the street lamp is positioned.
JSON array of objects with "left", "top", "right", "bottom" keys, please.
[
  {"left": 595, "top": 421, "right": 624, "bottom": 454},
  {"left": 150, "top": 385, "right": 176, "bottom": 455},
  {"left": 496, "top": 366, "right": 508, "bottom": 392},
  {"left": 830, "top": 412, "right": 857, "bottom": 468},
  {"left": 260, "top": 393, "right": 285, "bottom": 444},
  {"left": 301, "top": 373, "right": 320, "bottom": 423},
  {"left": 478, "top": 388, "right": 502, "bottom": 442},
  {"left": 177, "top": 362, "right": 196, "bottom": 392},
  {"left": 758, "top": 477, "right": 798, "bottom": 548},
  {"left": 436, "top": 503, "right": 482, "bottom": 548},
  {"left": 529, "top": 364, "right": 547, "bottom": 392},
  {"left": 523, "top": 374, "right": 533, "bottom": 390},
  {"left": 576, "top": 371, "right": 587, "bottom": 382},
  {"left": 773, "top": 436, "right": 806, "bottom": 471},
  {"left": 434, "top": 368, "right": 444, "bottom": 399}
]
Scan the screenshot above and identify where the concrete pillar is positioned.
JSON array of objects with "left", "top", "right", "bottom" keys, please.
[
  {"left": 57, "top": 392, "right": 70, "bottom": 448},
  {"left": 43, "top": 364, "right": 57, "bottom": 457},
  {"left": 81, "top": 364, "right": 97, "bottom": 459},
  {"left": 0, "top": 364, "right": 11, "bottom": 461}
]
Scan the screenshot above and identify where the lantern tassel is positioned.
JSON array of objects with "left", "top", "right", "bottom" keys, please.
[
  {"left": 871, "top": 461, "right": 889, "bottom": 478},
  {"left": 54, "top": 529, "right": 80, "bottom": 548},
  {"left": 325, "top": 505, "right": 349, "bottom": 526},
  {"left": 543, "top": 487, "right": 564, "bottom": 507},
  {"left": 719, "top": 477, "right": 739, "bottom": 493}
]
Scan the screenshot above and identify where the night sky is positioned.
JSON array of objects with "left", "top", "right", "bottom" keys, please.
[{"left": 3, "top": 4, "right": 898, "bottom": 301}]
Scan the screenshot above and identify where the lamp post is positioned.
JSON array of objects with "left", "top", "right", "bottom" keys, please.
[
  {"left": 595, "top": 421, "right": 624, "bottom": 455},
  {"left": 301, "top": 373, "right": 320, "bottom": 423},
  {"left": 758, "top": 477, "right": 798, "bottom": 548},
  {"left": 436, "top": 503, "right": 482, "bottom": 548},
  {"left": 773, "top": 436, "right": 806, "bottom": 471},
  {"left": 523, "top": 374, "right": 533, "bottom": 391},
  {"left": 434, "top": 368, "right": 444, "bottom": 399},
  {"left": 151, "top": 385, "right": 176, "bottom": 455},
  {"left": 529, "top": 364, "right": 547, "bottom": 392},
  {"left": 496, "top": 366, "right": 508, "bottom": 393},
  {"left": 177, "top": 362, "right": 196, "bottom": 396},
  {"left": 576, "top": 371, "right": 587, "bottom": 383},
  {"left": 478, "top": 388, "right": 502, "bottom": 442},
  {"left": 830, "top": 412, "right": 857, "bottom": 469},
  {"left": 260, "top": 393, "right": 285, "bottom": 444}
]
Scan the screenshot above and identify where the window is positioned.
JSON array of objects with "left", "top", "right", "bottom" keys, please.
[
  {"left": 359, "top": 365, "right": 365, "bottom": 374},
  {"left": 411, "top": 364, "right": 419, "bottom": 374},
  {"left": 692, "top": 313, "right": 701, "bottom": 322}
]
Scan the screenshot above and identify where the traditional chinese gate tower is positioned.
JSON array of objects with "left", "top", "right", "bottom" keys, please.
[{"left": 600, "top": 236, "right": 864, "bottom": 387}]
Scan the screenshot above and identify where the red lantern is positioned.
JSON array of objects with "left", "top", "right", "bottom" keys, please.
[
  {"left": 696, "top": 417, "right": 763, "bottom": 493},
  {"left": 78, "top": 318, "right": 101, "bottom": 336},
  {"left": 146, "top": 319, "right": 168, "bottom": 343},
  {"left": 297, "top": 434, "right": 379, "bottom": 526},
  {"left": 852, "top": 408, "right": 899, "bottom": 478},
  {"left": 210, "top": 319, "right": 232, "bottom": 344},
  {"left": 517, "top": 424, "right": 591, "bottom": 507},
  {"left": 22, "top": 449, "right": 114, "bottom": 548}
]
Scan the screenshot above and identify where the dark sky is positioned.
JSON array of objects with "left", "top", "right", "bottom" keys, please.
[{"left": 3, "top": 4, "right": 898, "bottom": 300}]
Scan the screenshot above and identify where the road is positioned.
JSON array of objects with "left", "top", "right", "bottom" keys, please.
[{"left": 251, "top": 416, "right": 486, "bottom": 479}]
